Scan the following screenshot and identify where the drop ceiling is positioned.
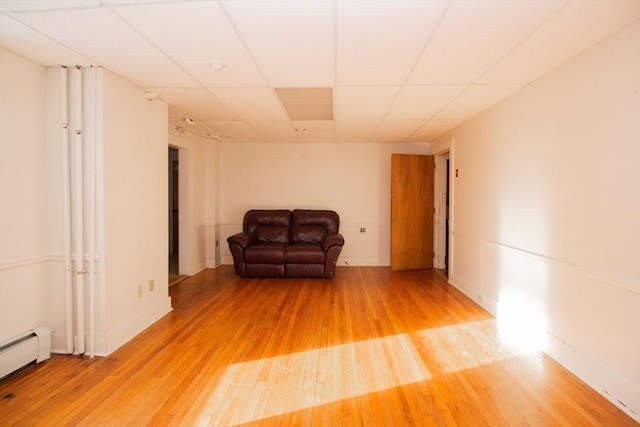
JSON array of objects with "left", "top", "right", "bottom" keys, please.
[{"left": 1, "top": 0, "right": 638, "bottom": 143}]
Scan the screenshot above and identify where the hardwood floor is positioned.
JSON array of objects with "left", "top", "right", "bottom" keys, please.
[{"left": 0, "top": 266, "right": 635, "bottom": 426}]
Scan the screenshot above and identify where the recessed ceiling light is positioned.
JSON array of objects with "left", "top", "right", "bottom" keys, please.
[{"left": 208, "top": 60, "right": 226, "bottom": 71}]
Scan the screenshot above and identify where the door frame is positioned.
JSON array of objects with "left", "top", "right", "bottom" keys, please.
[
  {"left": 177, "top": 147, "right": 189, "bottom": 276},
  {"left": 432, "top": 138, "right": 455, "bottom": 276}
]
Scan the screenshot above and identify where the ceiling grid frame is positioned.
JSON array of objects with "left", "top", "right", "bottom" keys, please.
[
  {"left": 376, "top": 0, "right": 454, "bottom": 143},
  {"left": 1, "top": 0, "right": 638, "bottom": 143}
]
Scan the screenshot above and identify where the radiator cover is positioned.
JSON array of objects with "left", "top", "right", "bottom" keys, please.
[{"left": 0, "top": 327, "right": 52, "bottom": 380}]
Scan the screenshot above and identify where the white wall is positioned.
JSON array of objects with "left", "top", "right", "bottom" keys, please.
[
  {"left": 101, "top": 70, "right": 172, "bottom": 354},
  {"left": 0, "top": 48, "right": 66, "bottom": 344},
  {"left": 437, "top": 21, "right": 640, "bottom": 420},
  {"left": 0, "top": 49, "right": 204, "bottom": 357},
  {"left": 219, "top": 142, "right": 430, "bottom": 266},
  {"left": 0, "top": 50, "right": 202, "bottom": 356},
  {"left": 205, "top": 140, "right": 221, "bottom": 268}
]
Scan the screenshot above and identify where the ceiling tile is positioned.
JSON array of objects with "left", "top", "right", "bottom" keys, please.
[
  {"left": 150, "top": 88, "right": 240, "bottom": 121},
  {"left": 434, "top": 85, "right": 523, "bottom": 121},
  {"left": 2, "top": 0, "right": 636, "bottom": 144},
  {"left": 336, "top": 0, "right": 448, "bottom": 85},
  {"left": 407, "top": 119, "right": 464, "bottom": 142},
  {"left": 103, "top": 0, "right": 176, "bottom": 4},
  {"left": 408, "top": 0, "right": 565, "bottom": 85},
  {"left": 335, "top": 86, "right": 400, "bottom": 121},
  {"left": 480, "top": 0, "right": 640, "bottom": 85},
  {"left": 291, "top": 120, "right": 334, "bottom": 142},
  {"left": 372, "top": 121, "right": 425, "bottom": 142},
  {"left": 335, "top": 121, "right": 379, "bottom": 142},
  {"left": 210, "top": 88, "right": 290, "bottom": 121},
  {"left": 11, "top": 8, "right": 198, "bottom": 86},
  {"left": 385, "top": 85, "right": 466, "bottom": 121},
  {"left": 204, "top": 121, "right": 264, "bottom": 141},
  {"left": 112, "top": 2, "right": 265, "bottom": 87},
  {"left": 168, "top": 104, "right": 186, "bottom": 122},
  {"left": 169, "top": 118, "right": 222, "bottom": 140},
  {"left": 0, "top": 0, "right": 102, "bottom": 11},
  {"left": 223, "top": 0, "right": 334, "bottom": 87},
  {"left": 0, "top": 14, "right": 94, "bottom": 66},
  {"left": 248, "top": 121, "right": 300, "bottom": 142}
]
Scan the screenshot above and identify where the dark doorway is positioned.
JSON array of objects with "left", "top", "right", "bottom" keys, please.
[
  {"left": 169, "top": 147, "right": 179, "bottom": 280},
  {"left": 445, "top": 158, "right": 450, "bottom": 272}
]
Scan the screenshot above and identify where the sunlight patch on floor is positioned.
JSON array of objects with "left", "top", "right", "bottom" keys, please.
[
  {"left": 413, "top": 319, "right": 522, "bottom": 373},
  {"left": 196, "top": 333, "right": 431, "bottom": 425},
  {"left": 196, "top": 319, "right": 542, "bottom": 425}
]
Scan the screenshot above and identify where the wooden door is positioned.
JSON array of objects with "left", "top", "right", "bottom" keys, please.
[{"left": 391, "top": 154, "right": 435, "bottom": 271}]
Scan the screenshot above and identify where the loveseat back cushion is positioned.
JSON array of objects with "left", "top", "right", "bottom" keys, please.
[
  {"left": 291, "top": 209, "right": 339, "bottom": 244},
  {"left": 243, "top": 209, "right": 291, "bottom": 243}
]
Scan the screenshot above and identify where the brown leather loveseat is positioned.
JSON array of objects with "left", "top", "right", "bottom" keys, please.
[{"left": 227, "top": 209, "right": 345, "bottom": 278}]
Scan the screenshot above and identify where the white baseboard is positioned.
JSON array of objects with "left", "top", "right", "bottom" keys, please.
[
  {"left": 51, "top": 334, "right": 68, "bottom": 354},
  {"left": 448, "top": 272, "right": 639, "bottom": 422},
  {"left": 449, "top": 272, "right": 499, "bottom": 315},
  {"left": 545, "top": 333, "right": 639, "bottom": 422},
  {"left": 52, "top": 297, "right": 172, "bottom": 357},
  {"left": 104, "top": 297, "right": 172, "bottom": 355},
  {"left": 336, "top": 257, "right": 389, "bottom": 267}
]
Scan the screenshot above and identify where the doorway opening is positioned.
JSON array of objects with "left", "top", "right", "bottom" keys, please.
[
  {"left": 445, "top": 157, "right": 450, "bottom": 272},
  {"left": 169, "top": 147, "right": 179, "bottom": 281},
  {"left": 434, "top": 150, "right": 451, "bottom": 276}
]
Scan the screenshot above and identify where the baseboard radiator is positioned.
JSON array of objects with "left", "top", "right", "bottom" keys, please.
[{"left": 0, "top": 327, "right": 52, "bottom": 380}]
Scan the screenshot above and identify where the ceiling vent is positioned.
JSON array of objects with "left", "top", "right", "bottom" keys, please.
[{"left": 275, "top": 87, "right": 333, "bottom": 120}]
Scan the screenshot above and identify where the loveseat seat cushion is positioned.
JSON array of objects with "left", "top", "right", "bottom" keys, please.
[
  {"left": 245, "top": 244, "right": 285, "bottom": 264},
  {"left": 285, "top": 244, "right": 325, "bottom": 264}
]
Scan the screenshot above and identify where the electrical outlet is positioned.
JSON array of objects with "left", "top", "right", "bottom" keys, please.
[
  {"left": 149, "top": 279, "right": 155, "bottom": 292},
  {"left": 360, "top": 227, "right": 366, "bottom": 233},
  {"left": 137, "top": 285, "right": 143, "bottom": 298}
]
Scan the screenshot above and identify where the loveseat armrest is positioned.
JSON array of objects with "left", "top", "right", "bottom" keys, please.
[
  {"left": 227, "top": 232, "right": 254, "bottom": 249},
  {"left": 322, "top": 233, "right": 345, "bottom": 252}
]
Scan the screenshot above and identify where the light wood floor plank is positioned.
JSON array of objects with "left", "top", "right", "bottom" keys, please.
[{"left": 0, "top": 266, "right": 635, "bottom": 426}]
